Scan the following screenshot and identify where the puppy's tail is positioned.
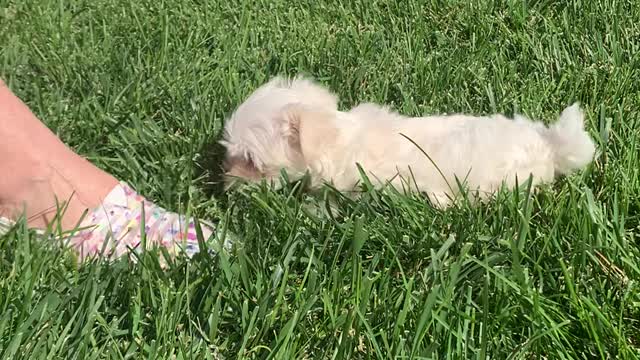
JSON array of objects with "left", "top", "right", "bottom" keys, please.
[{"left": 540, "top": 103, "right": 596, "bottom": 175}]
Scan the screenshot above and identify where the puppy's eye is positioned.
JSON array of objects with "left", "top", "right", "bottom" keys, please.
[
  {"left": 224, "top": 155, "right": 252, "bottom": 170},
  {"left": 224, "top": 155, "right": 262, "bottom": 181}
]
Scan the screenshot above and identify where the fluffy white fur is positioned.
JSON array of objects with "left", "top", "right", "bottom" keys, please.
[{"left": 222, "top": 76, "right": 596, "bottom": 207}]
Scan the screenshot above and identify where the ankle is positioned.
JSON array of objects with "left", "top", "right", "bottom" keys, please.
[
  {"left": 0, "top": 160, "right": 88, "bottom": 229},
  {"left": 0, "top": 159, "right": 52, "bottom": 225}
]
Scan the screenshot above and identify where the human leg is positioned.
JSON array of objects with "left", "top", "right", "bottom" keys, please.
[{"left": 0, "top": 79, "right": 213, "bottom": 260}]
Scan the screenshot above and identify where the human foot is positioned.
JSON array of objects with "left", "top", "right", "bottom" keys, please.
[
  {"left": 71, "top": 182, "right": 214, "bottom": 260},
  {"left": 1, "top": 180, "right": 216, "bottom": 262}
]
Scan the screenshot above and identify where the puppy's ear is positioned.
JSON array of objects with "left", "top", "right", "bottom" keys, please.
[{"left": 279, "top": 104, "right": 338, "bottom": 164}]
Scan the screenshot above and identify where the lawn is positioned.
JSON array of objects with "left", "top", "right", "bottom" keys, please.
[{"left": 1, "top": 0, "right": 640, "bottom": 358}]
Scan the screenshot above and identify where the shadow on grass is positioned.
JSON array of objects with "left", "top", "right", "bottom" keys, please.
[{"left": 195, "top": 137, "right": 227, "bottom": 201}]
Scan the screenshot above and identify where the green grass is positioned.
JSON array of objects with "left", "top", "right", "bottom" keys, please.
[{"left": 1, "top": 0, "right": 640, "bottom": 358}]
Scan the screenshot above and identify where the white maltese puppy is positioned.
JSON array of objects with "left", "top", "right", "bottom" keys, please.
[{"left": 221, "top": 76, "right": 596, "bottom": 207}]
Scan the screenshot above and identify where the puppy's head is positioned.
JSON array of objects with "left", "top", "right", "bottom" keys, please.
[{"left": 221, "top": 76, "right": 339, "bottom": 189}]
